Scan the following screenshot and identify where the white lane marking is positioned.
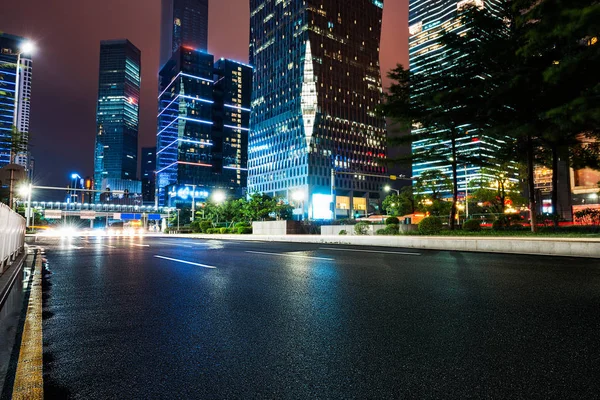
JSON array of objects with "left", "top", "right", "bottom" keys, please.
[
  {"left": 154, "top": 255, "right": 216, "bottom": 269},
  {"left": 320, "top": 247, "right": 421, "bottom": 256},
  {"left": 245, "top": 251, "right": 334, "bottom": 261},
  {"left": 131, "top": 243, "right": 150, "bottom": 247},
  {"left": 155, "top": 242, "right": 193, "bottom": 248},
  {"left": 101, "top": 244, "right": 116, "bottom": 248}
]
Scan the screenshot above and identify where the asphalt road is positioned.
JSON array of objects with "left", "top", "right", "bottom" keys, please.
[{"left": 29, "top": 235, "right": 600, "bottom": 399}]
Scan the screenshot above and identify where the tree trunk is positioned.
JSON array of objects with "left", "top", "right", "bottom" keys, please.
[
  {"left": 551, "top": 144, "right": 559, "bottom": 228},
  {"left": 527, "top": 134, "right": 538, "bottom": 233},
  {"left": 450, "top": 136, "right": 458, "bottom": 230}
]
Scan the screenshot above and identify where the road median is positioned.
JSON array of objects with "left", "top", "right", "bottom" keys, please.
[{"left": 160, "top": 233, "right": 600, "bottom": 259}]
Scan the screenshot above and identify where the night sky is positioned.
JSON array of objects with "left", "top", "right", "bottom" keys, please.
[{"left": 0, "top": 0, "right": 408, "bottom": 188}]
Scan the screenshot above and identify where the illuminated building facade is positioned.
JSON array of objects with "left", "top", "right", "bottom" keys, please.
[
  {"left": 93, "top": 40, "right": 141, "bottom": 200},
  {"left": 160, "top": 0, "right": 209, "bottom": 66},
  {"left": 409, "top": 0, "right": 510, "bottom": 196},
  {"left": 248, "top": 0, "right": 387, "bottom": 219},
  {"left": 0, "top": 33, "right": 33, "bottom": 172},
  {"left": 141, "top": 146, "right": 156, "bottom": 203},
  {"left": 156, "top": 47, "right": 251, "bottom": 207}
]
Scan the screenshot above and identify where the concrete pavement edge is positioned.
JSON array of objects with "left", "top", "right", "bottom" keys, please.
[{"left": 156, "top": 233, "right": 600, "bottom": 259}]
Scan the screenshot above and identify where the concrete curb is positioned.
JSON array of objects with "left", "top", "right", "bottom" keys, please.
[{"left": 157, "top": 233, "right": 600, "bottom": 259}]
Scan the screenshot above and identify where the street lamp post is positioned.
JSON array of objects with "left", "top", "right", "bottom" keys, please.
[
  {"left": 384, "top": 185, "right": 400, "bottom": 196},
  {"left": 71, "top": 173, "right": 82, "bottom": 204},
  {"left": 185, "top": 184, "right": 197, "bottom": 222},
  {"left": 212, "top": 191, "right": 226, "bottom": 225},
  {"left": 19, "top": 183, "right": 33, "bottom": 228}
]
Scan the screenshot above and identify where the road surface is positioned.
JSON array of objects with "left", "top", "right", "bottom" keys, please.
[{"left": 28, "top": 235, "right": 600, "bottom": 399}]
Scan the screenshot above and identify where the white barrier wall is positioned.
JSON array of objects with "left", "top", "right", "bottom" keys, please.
[{"left": 0, "top": 203, "right": 26, "bottom": 272}]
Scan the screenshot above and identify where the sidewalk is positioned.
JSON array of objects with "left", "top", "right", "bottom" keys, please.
[{"left": 159, "top": 233, "right": 600, "bottom": 259}]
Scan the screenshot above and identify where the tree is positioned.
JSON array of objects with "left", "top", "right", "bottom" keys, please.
[
  {"left": 469, "top": 165, "right": 526, "bottom": 214},
  {"left": 383, "top": 186, "right": 415, "bottom": 216},
  {"left": 275, "top": 202, "right": 294, "bottom": 221},
  {"left": 413, "top": 170, "right": 453, "bottom": 217},
  {"left": 453, "top": 1, "right": 547, "bottom": 232},
  {"left": 242, "top": 193, "right": 278, "bottom": 222},
  {"left": 381, "top": 4, "right": 513, "bottom": 230}
]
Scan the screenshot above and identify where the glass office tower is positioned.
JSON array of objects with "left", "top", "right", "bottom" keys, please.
[
  {"left": 160, "top": 0, "right": 209, "bottom": 67},
  {"left": 409, "top": 0, "right": 508, "bottom": 196},
  {"left": 0, "top": 33, "right": 33, "bottom": 171},
  {"left": 156, "top": 47, "right": 251, "bottom": 207},
  {"left": 93, "top": 39, "right": 141, "bottom": 199},
  {"left": 248, "top": 0, "right": 387, "bottom": 220},
  {"left": 141, "top": 146, "right": 156, "bottom": 203}
]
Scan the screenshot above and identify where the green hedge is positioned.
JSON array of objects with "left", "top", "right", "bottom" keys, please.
[
  {"left": 418, "top": 217, "right": 443, "bottom": 235},
  {"left": 462, "top": 219, "right": 482, "bottom": 232},
  {"left": 385, "top": 216, "right": 400, "bottom": 225},
  {"left": 238, "top": 227, "right": 252, "bottom": 234},
  {"left": 354, "top": 222, "right": 369, "bottom": 235},
  {"left": 200, "top": 220, "right": 213, "bottom": 233}
]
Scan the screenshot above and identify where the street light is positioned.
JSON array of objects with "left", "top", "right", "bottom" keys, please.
[
  {"left": 384, "top": 185, "right": 400, "bottom": 195},
  {"left": 212, "top": 191, "right": 226, "bottom": 204},
  {"left": 11, "top": 41, "right": 36, "bottom": 162},
  {"left": 19, "top": 183, "right": 33, "bottom": 228},
  {"left": 70, "top": 173, "right": 82, "bottom": 203},
  {"left": 184, "top": 184, "right": 197, "bottom": 222}
]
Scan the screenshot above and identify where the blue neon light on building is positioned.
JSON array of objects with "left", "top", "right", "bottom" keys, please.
[
  {"left": 0, "top": 33, "right": 33, "bottom": 172},
  {"left": 156, "top": 47, "right": 252, "bottom": 207}
]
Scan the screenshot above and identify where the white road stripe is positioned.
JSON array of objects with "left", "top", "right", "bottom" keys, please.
[
  {"left": 320, "top": 247, "right": 421, "bottom": 256},
  {"left": 101, "top": 244, "right": 116, "bottom": 248},
  {"left": 155, "top": 242, "right": 193, "bottom": 248},
  {"left": 131, "top": 243, "right": 150, "bottom": 247},
  {"left": 154, "top": 255, "right": 217, "bottom": 269},
  {"left": 245, "top": 251, "right": 334, "bottom": 261}
]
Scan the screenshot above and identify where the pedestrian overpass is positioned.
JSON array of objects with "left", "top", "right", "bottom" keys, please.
[{"left": 14, "top": 200, "right": 173, "bottom": 228}]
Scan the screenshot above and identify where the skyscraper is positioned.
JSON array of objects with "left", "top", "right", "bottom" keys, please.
[
  {"left": 93, "top": 39, "right": 141, "bottom": 199},
  {"left": 409, "top": 0, "right": 507, "bottom": 195},
  {"left": 0, "top": 33, "right": 33, "bottom": 171},
  {"left": 141, "top": 146, "right": 156, "bottom": 203},
  {"left": 160, "top": 0, "right": 209, "bottom": 67},
  {"left": 248, "top": 0, "right": 387, "bottom": 220},
  {"left": 156, "top": 47, "right": 251, "bottom": 207}
]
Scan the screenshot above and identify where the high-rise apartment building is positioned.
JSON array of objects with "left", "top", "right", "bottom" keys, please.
[
  {"left": 0, "top": 33, "right": 33, "bottom": 171},
  {"left": 248, "top": 0, "right": 387, "bottom": 219},
  {"left": 156, "top": 47, "right": 251, "bottom": 207},
  {"left": 93, "top": 39, "right": 142, "bottom": 199},
  {"left": 160, "top": 0, "right": 209, "bottom": 67},
  {"left": 409, "top": 0, "right": 508, "bottom": 195},
  {"left": 141, "top": 146, "right": 157, "bottom": 203}
]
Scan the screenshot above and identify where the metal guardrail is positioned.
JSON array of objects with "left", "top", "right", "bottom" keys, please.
[{"left": 0, "top": 203, "right": 26, "bottom": 272}]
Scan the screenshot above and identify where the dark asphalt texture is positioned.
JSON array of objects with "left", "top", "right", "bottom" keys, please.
[{"left": 31, "top": 236, "right": 600, "bottom": 399}]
